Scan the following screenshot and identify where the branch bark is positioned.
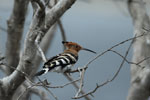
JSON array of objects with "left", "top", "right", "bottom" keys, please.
[
  {"left": 5, "top": 0, "right": 29, "bottom": 75},
  {"left": 0, "top": 0, "right": 77, "bottom": 99},
  {"left": 127, "top": 0, "right": 150, "bottom": 100},
  {"left": 36, "top": 0, "right": 76, "bottom": 43}
]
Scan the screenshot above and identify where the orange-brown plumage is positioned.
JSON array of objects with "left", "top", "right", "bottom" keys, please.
[
  {"left": 62, "top": 41, "right": 82, "bottom": 56},
  {"left": 62, "top": 41, "right": 96, "bottom": 54}
]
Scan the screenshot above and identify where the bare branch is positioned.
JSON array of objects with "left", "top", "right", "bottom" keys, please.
[
  {"left": 36, "top": 0, "right": 76, "bottom": 43},
  {"left": 63, "top": 73, "right": 91, "bottom": 100},
  {"left": 36, "top": 30, "right": 91, "bottom": 100},
  {"left": 109, "top": 49, "right": 150, "bottom": 69},
  {"left": 1, "top": 0, "right": 77, "bottom": 95},
  {"left": 5, "top": 0, "right": 29, "bottom": 75},
  {"left": 75, "top": 68, "right": 85, "bottom": 97},
  {"left": 72, "top": 35, "right": 135, "bottom": 99},
  {"left": 65, "top": 33, "right": 146, "bottom": 75},
  {"left": 18, "top": 77, "right": 56, "bottom": 100},
  {"left": 17, "top": 77, "right": 79, "bottom": 100},
  {"left": 57, "top": 20, "right": 67, "bottom": 50},
  {"left": 109, "top": 50, "right": 144, "bottom": 68},
  {"left": 17, "top": 81, "right": 49, "bottom": 100},
  {"left": 127, "top": 0, "right": 150, "bottom": 100},
  {"left": 1, "top": 63, "right": 33, "bottom": 82},
  {"left": 36, "top": 77, "right": 58, "bottom": 100},
  {"left": 36, "top": 1, "right": 91, "bottom": 99},
  {"left": 45, "top": 0, "right": 67, "bottom": 49},
  {"left": 72, "top": 81, "right": 109, "bottom": 99},
  {"left": 48, "top": 1, "right": 91, "bottom": 99},
  {"left": 31, "top": 24, "right": 57, "bottom": 77},
  {"left": 30, "top": 86, "right": 50, "bottom": 100},
  {"left": 48, "top": 78, "right": 80, "bottom": 88},
  {"left": 65, "top": 33, "right": 145, "bottom": 75},
  {"left": 35, "top": 39, "right": 48, "bottom": 62},
  {"left": 84, "top": 33, "right": 144, "bottom": 69},
  {"left": 53, "top": 1, "right": 91, "bottom": 99}
]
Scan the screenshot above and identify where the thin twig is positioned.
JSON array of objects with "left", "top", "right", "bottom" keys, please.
[
  {"left": 17, "top": 84, "right": 35, "bottom": 100},
  {"left": 109, "top": 49, "right": 132, "bottom": 63},
  {"left": 72, "top": 80, "right": 109, "bottom": 99},
  {"left": 35, "top": 26, "right": 58, "bottom": 99},
  {"left": 67, "top": 33, "right": 146, "bottom": 74},
  {"left": 57, "top": 20, "right": 67, "bottom": 50},
  {"left": 109, "top": 50, "right": 150, "bottom": 68},
  {"left": 63, "top": 73, "right": 91, "bottom": 100},
  {"left": 48, "top": 78, "right": 80, "bottom": 88},
  {"left": 75, "top": 68, "right": 85, "bottom": 97},
  {"left": 47, "top": 1, "right": 91, "bottom": 100},
  {"left": 47, "top": 0, "right": 67, "bottom": 50},
  {"left": 17, "top": 80, "right": 50, "bottom": 100},
  {"left": 36, "top": 76, "right": 58, "bottom": 100},
  {"left": 17, "top": 77, "right": 79, "bottom": 100},
  {"left": 33, "top": 10, "right": 146, "bottom": 99},
  {"left": 142, "top": 27, "right": 150, "bottom": 32},
  {"left": 72, "top": 35, "right": 136, "bottom": 99},
  {"left": 84, "top": 33, "right": 145, "bottom": 69},
  {"left": 136, "top": 57, "right": 150, "bottom": 65},
  {"left": 30, "top": 86, "right": 50, "bottom": 100},
  {"left": 35, "top": 39, "right": 47, "bottom": 62},
  {"left": 108, "top": 50, "right": 142, "bottom": 67}
]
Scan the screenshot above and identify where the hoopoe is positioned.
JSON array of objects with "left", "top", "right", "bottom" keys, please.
[{"left": 35, "top": 41, "right": 96, "bottom": 76}]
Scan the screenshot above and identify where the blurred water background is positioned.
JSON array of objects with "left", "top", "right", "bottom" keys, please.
[{"left": 0, "top": 0, "right": 135, "bottom": 100}]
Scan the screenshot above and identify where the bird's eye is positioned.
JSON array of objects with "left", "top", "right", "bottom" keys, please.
[
  {"left": 72, "top": 45, "right": 77, "bottom": 48},
  {"left": 73, "top": 45, "right": 77, "bottom": 48}
]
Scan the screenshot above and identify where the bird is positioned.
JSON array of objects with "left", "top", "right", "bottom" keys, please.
[{"left": 35, "top": 41, "right": 96, "bottom": 76}]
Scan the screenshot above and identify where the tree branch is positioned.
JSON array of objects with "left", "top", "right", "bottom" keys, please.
[
  {"left": 65, "top": 33, "right": 146, "bottom": 74},
  {"left": 31, "top": 24, "right": 57, "bottom": 77},
  {"left": 75, "top": 68, "right": 85, "bottom": 97},
  {"left": 57, "top": 20, "right": 67, "bottom": 50},
  {"left": 36, "top": 77, "right": 58, "bottom": 100},
  {"left": 5, "top": 0, "right": 29, "bottom": 75},
  {"left": 36, "top": 0, "right": 76, "bottom": 43},
  {"left": 30, "top": 86, "right": 50, "bottom": 100},
  {"left": 0, "top": 0, "right": 77, "bottom": 99},
  {"left": 72, "top": 32, "right": 135, "bottom": 99},
  {"left": 17, "top": 81, "right": 50, "bottom": 100},
  {"left": 127, "top": 0, "right": 150, "bottom": 100}
]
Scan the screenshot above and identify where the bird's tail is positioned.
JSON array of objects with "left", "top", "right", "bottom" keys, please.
[{"left": 35, "top": 68, "right": 49, "bottom": 76}]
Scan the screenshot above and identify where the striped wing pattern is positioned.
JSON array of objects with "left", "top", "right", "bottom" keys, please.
[{"left": 35, "top": 53, "right": 78, "bottom": 76}]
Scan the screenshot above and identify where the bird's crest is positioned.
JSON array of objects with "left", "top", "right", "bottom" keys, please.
[{"left": 62, "top": 41, "right": 96, "bottom": 54}]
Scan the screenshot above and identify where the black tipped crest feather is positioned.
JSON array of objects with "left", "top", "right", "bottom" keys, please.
[{"left": 62, "top": 41, "right": 68, "bottom": 44}]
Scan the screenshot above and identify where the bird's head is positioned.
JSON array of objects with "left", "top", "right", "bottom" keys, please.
[{"left": 62, "top": 41, "right": 96, "bottom": 54}]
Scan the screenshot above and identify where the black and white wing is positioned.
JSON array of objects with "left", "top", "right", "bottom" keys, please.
[{"left": 35, "top": 53, "right": 78, "bottom": 76}]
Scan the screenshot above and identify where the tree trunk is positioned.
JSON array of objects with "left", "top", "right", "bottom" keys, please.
[
  {"left": 0, "top": 0, "right": 77, "bottom": 99},
  {"left": 127, "top": 0, "right": 150, "bottom": 100},
  {"left": 6, "top": 0, "right": 29, "bottom": 75}
]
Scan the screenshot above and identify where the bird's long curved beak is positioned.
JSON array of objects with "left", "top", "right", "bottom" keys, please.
[{"left": 82, "top": 48, "right": 96, "bottom": 54}]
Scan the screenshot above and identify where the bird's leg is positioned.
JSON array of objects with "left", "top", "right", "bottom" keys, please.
[{"left": 64, "top": 68, "right": 72, "bottom": 76}]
